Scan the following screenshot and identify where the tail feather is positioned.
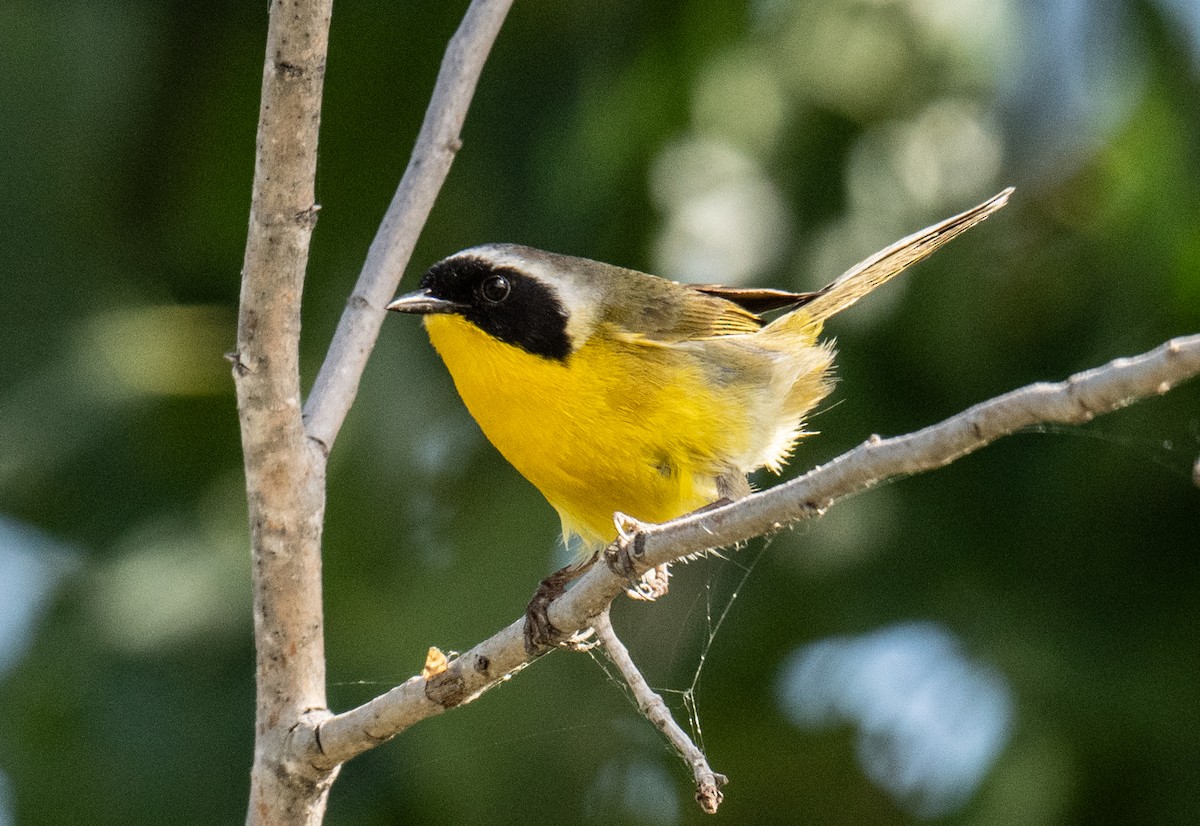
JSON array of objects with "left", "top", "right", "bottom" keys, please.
[{"left": 795, "top": 187, "right": 1013, "bottom": 325}]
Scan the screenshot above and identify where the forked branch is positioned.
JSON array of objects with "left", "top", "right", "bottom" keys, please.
[
  {"left": 308, "top": 333, "right": 1200, "bottom": 802},
  {"left": 238, "top": 1, "right": 515, "bottom": 823},
  {"left": 303, "top": 0, "right": 516, "bottom": 452},
  {"left": 593, "top": 610, "right": 728, "bottom": 814},
  {"left": 236, "top": 0, "right": 335, "bottom": 823}
]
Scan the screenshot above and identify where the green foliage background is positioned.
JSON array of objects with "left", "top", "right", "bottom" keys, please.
[{"left": 2, "top": 1, "right": 1199, "bottom": 824}]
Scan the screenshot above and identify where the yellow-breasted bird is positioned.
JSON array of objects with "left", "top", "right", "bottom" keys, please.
[{"left": 388, "top": 188, "right": 1011, "bottom": 648}]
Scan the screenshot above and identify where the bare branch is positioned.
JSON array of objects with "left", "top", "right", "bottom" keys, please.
[
  {"left": 303, "top": 0, "right": 515, "bottom": 452},
  {"left": 235, "top": 0, "right": 336, "bottom": 823},
  {"left": 592, "top": 610, "right": 727, "bottom": 814},
  {"left": 236, "top": 3, "right": 517, "bottom": 821},
  {"left": 624, "top": 334, "right": 1200, "bottom": 572},
  {"left": 307, "top": 333, "right": 1200, "bottom": 773}
]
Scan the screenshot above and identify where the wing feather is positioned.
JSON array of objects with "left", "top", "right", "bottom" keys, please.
[
  {"left": 692, "top": 285, "right": 819, "bottom": 314},
  {"left": 604, "top": 276, "right": 765, "bottom": 341},
  {"left": 797, "top": 188, "right": 1013, "bottom": 324}
]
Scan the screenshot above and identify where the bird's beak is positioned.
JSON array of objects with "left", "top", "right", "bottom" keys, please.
[{"left": 386, "top": 289, "right": 465, "bottom": 315}]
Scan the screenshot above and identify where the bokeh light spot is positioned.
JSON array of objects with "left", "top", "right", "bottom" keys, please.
[{"left": 778, "top": 621, "right": 1014, "bottom": 818}]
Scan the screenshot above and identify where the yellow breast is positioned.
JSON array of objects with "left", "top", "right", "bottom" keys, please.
[{"left": 424, "top": 314, "right": 749, "bottom": 547}]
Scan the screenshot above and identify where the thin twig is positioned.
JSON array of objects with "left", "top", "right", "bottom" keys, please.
[
  {"left": 303, "top": 0, "right": 515, "bottom": 453},
  {"left": 593, "top": 610, "right": 727, "bottom": 814},
  {"left": 307, "top": 333, "right": 1200, "bottom": 771}
]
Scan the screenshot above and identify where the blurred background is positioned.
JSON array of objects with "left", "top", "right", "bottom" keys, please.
[{"left": 2, "top": 0, "right": 1199, "bottom": 823}]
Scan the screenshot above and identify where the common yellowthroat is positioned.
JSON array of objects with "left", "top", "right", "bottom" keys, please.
[{"left": 389, "top": 188, "right": 1011, "bottom": 645}]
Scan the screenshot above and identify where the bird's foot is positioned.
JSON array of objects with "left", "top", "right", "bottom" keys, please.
[
  {"left": 524, "top": 556, "right": 595, "bottom": 654},
  {"left": 627, "top": 562, "right": 671, "bottom": 601},
  {"left": 606, "top": 511, "right": 649, "bottom": 577},
  {"left": 604, "top": 512, "right": 671, "bottom": 600}
]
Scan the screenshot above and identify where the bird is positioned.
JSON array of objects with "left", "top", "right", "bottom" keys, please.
[{"left": 388, "top": 188, "right": 1012, "bottom": 649}]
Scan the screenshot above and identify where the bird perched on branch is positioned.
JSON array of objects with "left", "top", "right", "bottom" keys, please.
[{"left": 388, "top": 188, "right": 1012, "bottom": 650}]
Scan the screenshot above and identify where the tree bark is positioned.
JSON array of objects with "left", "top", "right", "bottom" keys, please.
[
  {"left": 235, "top": 1, "right": 336, "bottom": 823},
  {"left": 235, "top": 1, "right": 514, "bottom": 822}
]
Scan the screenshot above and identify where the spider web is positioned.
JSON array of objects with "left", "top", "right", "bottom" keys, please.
[{"left": 587, "top": 539, "right": 769, "bottom": 754}]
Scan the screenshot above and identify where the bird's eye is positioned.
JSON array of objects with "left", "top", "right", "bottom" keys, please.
[{"left": 480, "top": 274, "right": 511, "bottom": 304}]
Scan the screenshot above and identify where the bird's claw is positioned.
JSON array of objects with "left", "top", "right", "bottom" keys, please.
[
  {"left": 606, "top": 512, "right": 671, "bottom": 601},
  {"left": 606, "top": 512, "right": 649, "bottom": 578},
  {"left": 626, "top": 563, "right": 671, "bottom": 601},
  {"left": 613, "top": 511, "right": 650, "bottom": 544},
  {"left": 524, "top": 580, "right": 562, "bottom": 654},
  {"left": 523, "top": 556, "right": 597, "bottom": 654},
  {"left": 562, "top": 627, "right": 599, "bottom": 651}
]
